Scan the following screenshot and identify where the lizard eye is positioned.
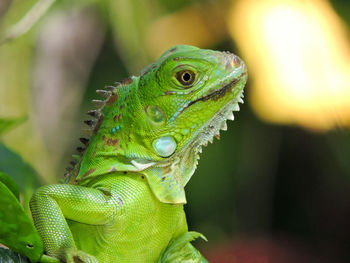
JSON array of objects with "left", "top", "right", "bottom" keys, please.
[{"left": 175, "top": 70, "right": 196, "bottom": 87}]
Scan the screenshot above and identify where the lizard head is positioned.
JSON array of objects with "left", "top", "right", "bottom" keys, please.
[
  {"left": 134, "top": 45, "right": 247, "bottom": 202},
  {"left": 73, "top": 45, "right": 247, "bottom": 203},
  {"left": 138, "top": 45, "right": 246, "bottom": 156}
]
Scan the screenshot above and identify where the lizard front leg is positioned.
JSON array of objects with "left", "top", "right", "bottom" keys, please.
[
  {"left": 159, "top": 231, "right": 209, "bottom": 263},
  {"left": 30, "top": 184, "right": 118, "bottom": 262}
]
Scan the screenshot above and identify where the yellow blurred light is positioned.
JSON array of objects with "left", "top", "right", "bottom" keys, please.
[
  {"left": 146, "top": 3, "right": 227, "bottom": 58},
  {"left": 228, "top": 0, "right": 350, "bottom": 130}
]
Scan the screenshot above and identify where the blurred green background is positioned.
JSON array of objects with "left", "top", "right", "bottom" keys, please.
[{"left": 1, "top": 0, "right": 350, "bottom": 262}]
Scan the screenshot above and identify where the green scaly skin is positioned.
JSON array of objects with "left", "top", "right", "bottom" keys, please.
[{"left": 30, "top": 45, "right": 247, "bottom": 263}]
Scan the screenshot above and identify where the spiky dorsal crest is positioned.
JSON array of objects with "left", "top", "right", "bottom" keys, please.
[{"left": 64, "top": 82, "right": 122, "bottom": 183}]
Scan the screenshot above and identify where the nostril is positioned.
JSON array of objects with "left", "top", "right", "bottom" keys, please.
[
  {"left": 216, "top": 51, "right": 243, "bottom": 72},
  {"left": 225, "top": 54, "right": 239, "bottom": 72},
  {"left": 233, "top": 55, "right": 241, "bottom": 67}
]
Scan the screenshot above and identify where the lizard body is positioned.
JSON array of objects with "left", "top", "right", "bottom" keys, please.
[{"left": 30, "top": 45, "right": 247, "bottom": 262}]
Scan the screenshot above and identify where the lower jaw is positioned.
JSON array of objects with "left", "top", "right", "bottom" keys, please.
[{"left": 193, "top": 88, "right": 244, "bottom": 151}]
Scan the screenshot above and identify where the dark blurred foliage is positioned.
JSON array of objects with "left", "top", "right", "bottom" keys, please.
[
  {"left": 1, "top": 0, "right": 350, "bottom": 262},
  {"left": 188, "top": 104, "right": 350, "bottom": 262},
  {"left": 331, "top": 0, "right": 350, "bottom": 24}
]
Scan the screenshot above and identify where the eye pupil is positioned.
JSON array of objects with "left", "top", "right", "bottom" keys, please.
[
  {"left": 176, "top": 70, "right": 195, "bottom": 87},
  {"left": 182, "top": 72, "right": 191, "bottom": 82}
]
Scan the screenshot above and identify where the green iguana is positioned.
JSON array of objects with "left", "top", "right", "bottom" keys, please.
[{"left": 30, "top": 45, "right": 247, "bottom": 263}]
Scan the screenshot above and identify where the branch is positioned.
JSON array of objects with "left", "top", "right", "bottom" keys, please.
[{"left": 0, "top": 0, "right": 56, "bottom": 45}]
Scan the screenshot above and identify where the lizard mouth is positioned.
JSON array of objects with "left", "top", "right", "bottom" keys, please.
[{"left": 189, "top": 73, "right": 245, "bottom": 106}]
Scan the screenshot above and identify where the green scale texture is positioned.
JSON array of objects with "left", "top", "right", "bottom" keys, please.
[{"left": 30, "top": 45, "right": 247, "bottom": 262}]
